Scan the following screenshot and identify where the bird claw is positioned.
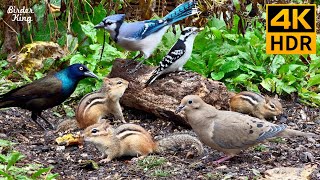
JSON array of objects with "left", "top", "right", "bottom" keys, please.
[
  {"left": 121, "top": 60, "right": 135, "bottom": 68},
  {"left": 31, "top": 119, "right": 47, "bottom": 130},
  {"left": 213, "top": 155, "right": 234, "bottom": 164},
  {"left": 127, "top": 62, "right": 143, "bottom": 74}
]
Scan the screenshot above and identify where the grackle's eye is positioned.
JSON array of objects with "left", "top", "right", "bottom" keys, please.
[
  {"left": 188, "top": 100, "right": 193, "bottom": 104},
  {"left": 79, "top": 67, "right": 84, "bottom": 71},
  {"left": 117, "top": 81, "right": 122, "bottom": 84},
  {"left": 91, "top": 128, "right": 99, "bottom": 133}
]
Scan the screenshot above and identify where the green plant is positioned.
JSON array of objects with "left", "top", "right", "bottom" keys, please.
[
  {"left": 0, "top": 139, "right": 58, "bottom": 180},
  {"left": 137, "top": 156, "right": 167, "bottom": 172},
  {"left": 152, "top": 169, "right": 171, "bottom": 177},
  {"left": 254, "top": 144, "right": 268, "bottom": 152},
  {"left": 184, "top": 16, "right": 320, "bottom": 106}
]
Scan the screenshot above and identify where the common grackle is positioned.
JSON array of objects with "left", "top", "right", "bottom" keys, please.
[{"left": 0, "top": 64, "right": 98, "bottom": 130}]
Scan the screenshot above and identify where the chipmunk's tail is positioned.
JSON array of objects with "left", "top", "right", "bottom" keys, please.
[
  {"left": 156, "top": 134, "right": 203, "bottom": 155},
  {"left": 55, "top": 119, "right": 79, "bottom": 133}
]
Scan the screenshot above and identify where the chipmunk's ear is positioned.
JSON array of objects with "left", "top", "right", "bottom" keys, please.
[
  {"left": 98, "top": 119, "right": 110, "bottom": 127},
  {"left": 265, "top": 95, "right": 270, "bottom": 103},
  {"left": 274, "top": 94, "right": 279, "bottom": 99},
  {"left": 103, "top": 77, "right": 110, "bottom": 83}
]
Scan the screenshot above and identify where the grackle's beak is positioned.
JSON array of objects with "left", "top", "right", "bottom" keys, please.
[
  {"left": 94, "top": 22, "right": 105, "bottom": 29},
  {"left": 175, "top": 105, "right": 185, "bottom": 114},
  {"left": 84, "top": 71, "right": 98, "bottom": 78}
]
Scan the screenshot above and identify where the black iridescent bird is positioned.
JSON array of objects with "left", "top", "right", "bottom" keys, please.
[{"left": 0, "top": 64, "right": 98, "bottom": 130}]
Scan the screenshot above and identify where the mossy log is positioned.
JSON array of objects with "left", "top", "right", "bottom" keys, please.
[{"left": 108, "top": 58, "right": 233, "bottom": 126}]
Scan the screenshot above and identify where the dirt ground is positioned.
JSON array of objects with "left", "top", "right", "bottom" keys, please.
[{"left": 0, "top": 98, "right": 319, "bottom": 179}]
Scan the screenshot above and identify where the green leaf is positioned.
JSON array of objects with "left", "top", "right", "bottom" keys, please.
[
  {"left": 6, "top": 151, "right": 24, "bottom": 171},
  {"left": 0, "top": 154, "right": 7, "bottom": 163},
  {"left": 0, "top": 139, "right": 16, "bottom": 147},
  {"left": 67, "top": 34, "right": 79, "bottom": 53},
  {"left": 224, "top": 34, "right": 238, "bottom": 42},
  {"left": 80, "top": 21, "right": 97, "bottom": 43},
  {"left": 307, "top": 74, "right": 320, "bottom": 87},
  {"left": 219, "top": 60, "right": 240, "bottom": 73},
  {"left": 270, "top": 55, "right": 285, "bottom": 74},
  {"left": 211, "top": 72, "right": 224, "bottom": 80},
  {"left": 46, "top": 173, "right": 59, "bottom": 180},
  {"left": 208, "top": 18, "right": 226, "bottom": 30},
  {"left": 238, "top": 50, "right": 250, "bottom": 60},
  {"left": 70, "top": 54, "right": 87, "bottom": 65},
  {"left": 233, "top": 0, "right": 241, "bottom": 11},
  {"left": 32, "top": 167, "right": 52, "bottom": 179},
  {"left": 246, "top": 3, "right": 252, "bottom": 13},
  {"left": 0, "top": 170, "right": 12, "bottom": 179},
  {"left": 260, "top": 78, "right": 274, "bottom": 91},
  {"left": 0, "top": 10, "right": 3, "bottom": 19},
  {"left": 234, "top": 74, "right": 250, "bottom": 83}
]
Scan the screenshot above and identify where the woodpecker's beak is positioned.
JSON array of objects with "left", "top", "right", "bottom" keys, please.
[
  {"left": 84, "top": 71, "right": 99, "bottom": 78},
  {"left": 175, "top": 105, "right": 185, "bottom": 114},
  {"left": 195, "top": 27, "right": 204, "bottom": 32},
  {"left": 94, "top": 22, "right": 105, "bottom": 29}
]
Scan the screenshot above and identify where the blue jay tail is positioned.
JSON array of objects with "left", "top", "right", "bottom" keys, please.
[{"left": 163, "top": 0, "right": 199, "bottom": 25}]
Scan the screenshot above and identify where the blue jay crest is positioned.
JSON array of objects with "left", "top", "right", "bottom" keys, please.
[{"left": 103, "top": 14, "right": 125, "bottom": 22}]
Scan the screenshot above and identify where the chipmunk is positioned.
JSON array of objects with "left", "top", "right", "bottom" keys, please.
[
  {"left": 82, "top": 121, "right": 204, "bottom": 162},
  {"left": 55, "top": 77, "right": 128, "bottom": 132},
  {"left": 76, "top": 77, "right": 129, "bottom": 129},
  {"left": 229, "top": 91, "right": 283, "bottom": 120}
]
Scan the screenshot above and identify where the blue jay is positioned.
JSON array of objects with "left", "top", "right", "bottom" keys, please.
[
  {"left": 145, "top": 27, "right": 201, "bottom": 86},
  {"left": 94, "top": 1, "right": 199, "bottom": 72}
]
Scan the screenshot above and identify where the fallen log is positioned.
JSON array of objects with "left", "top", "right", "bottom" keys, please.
[{"left": 108, "top": 58, "right": 233, "bottom": 126}]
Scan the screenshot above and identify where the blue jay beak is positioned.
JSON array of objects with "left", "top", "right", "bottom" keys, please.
[
  {"left": 175, "top": 105, "right": 185, "bottom": 114},
  {"left": 84, "top": 71, "right": 99, "bottom": 78},
  {"left": 94, "top": 22, "right": 105, "bottom": 29}
]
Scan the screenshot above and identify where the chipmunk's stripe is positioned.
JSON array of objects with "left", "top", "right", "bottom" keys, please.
[
  {"left": 82, "top": 96, "right": 107, "bottom": 114},
  {"left": 117, "top": 130, "right": 144, "bottom": 140},
  {"left": 117, "top": 128, "right": 143, "bottom": 135},
  {"left": 239, "top": 94, "right": 259, "bottom": 106},
  {"left": 118, "top": 133, "right": 136, "bottom": 140}
]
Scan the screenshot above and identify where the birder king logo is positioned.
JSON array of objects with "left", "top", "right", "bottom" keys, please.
[
  {"left": 7, "top": 6, "right": 33, "bottom": 24},
  {"left": 266, "top": 4, "right": 316, "bottom": 54}
]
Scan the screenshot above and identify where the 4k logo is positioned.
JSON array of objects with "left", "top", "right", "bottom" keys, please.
[{"left": 266, "top": 4, "right": 316, "bottom": 54}]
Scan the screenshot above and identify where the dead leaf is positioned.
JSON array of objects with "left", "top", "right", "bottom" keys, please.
[
  {"left": 7, "top": 41, "right": 65, "bottom": 74},
  {"left": 55, "top": 133, "right": 83, "bottom": 146}
]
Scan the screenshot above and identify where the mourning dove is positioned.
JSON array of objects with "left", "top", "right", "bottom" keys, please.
[{"left": 176, "top": 95, "right": 318, "bottom": 164}]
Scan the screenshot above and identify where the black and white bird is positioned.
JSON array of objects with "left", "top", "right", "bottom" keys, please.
[{"left": 145, "top": 27, "right": 201, "bottom": 86}]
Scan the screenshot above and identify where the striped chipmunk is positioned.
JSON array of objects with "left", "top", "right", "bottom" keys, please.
[
  {"left": 229, "top": 91, "right": 283, "bottom": 120},
  {"left": 56, "top": 77, "right": 128, "bottom": 132},
  {"left": 82, "top": 121, "right": 204, "bottom": 162}
]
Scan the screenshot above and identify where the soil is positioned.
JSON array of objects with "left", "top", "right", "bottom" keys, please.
[{"left": 0, "top": 99, "right": 319, "bottom": 179}]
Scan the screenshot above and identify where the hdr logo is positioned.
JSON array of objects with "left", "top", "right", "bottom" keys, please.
[{"left": 266, "top": 4, "right": 316, "bottom": 54}]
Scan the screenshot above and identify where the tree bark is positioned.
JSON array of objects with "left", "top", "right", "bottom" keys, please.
[{"left": 108, "top": 59, "right": 233, "bottom": 126}]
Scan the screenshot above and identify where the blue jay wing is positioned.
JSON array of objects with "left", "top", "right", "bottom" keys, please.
[
  {"left": 140, "top": 20, "right": 168, "bottom": 39},
  {"left": 119, "top": 20, "right": 167, "bottom": 40}
]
